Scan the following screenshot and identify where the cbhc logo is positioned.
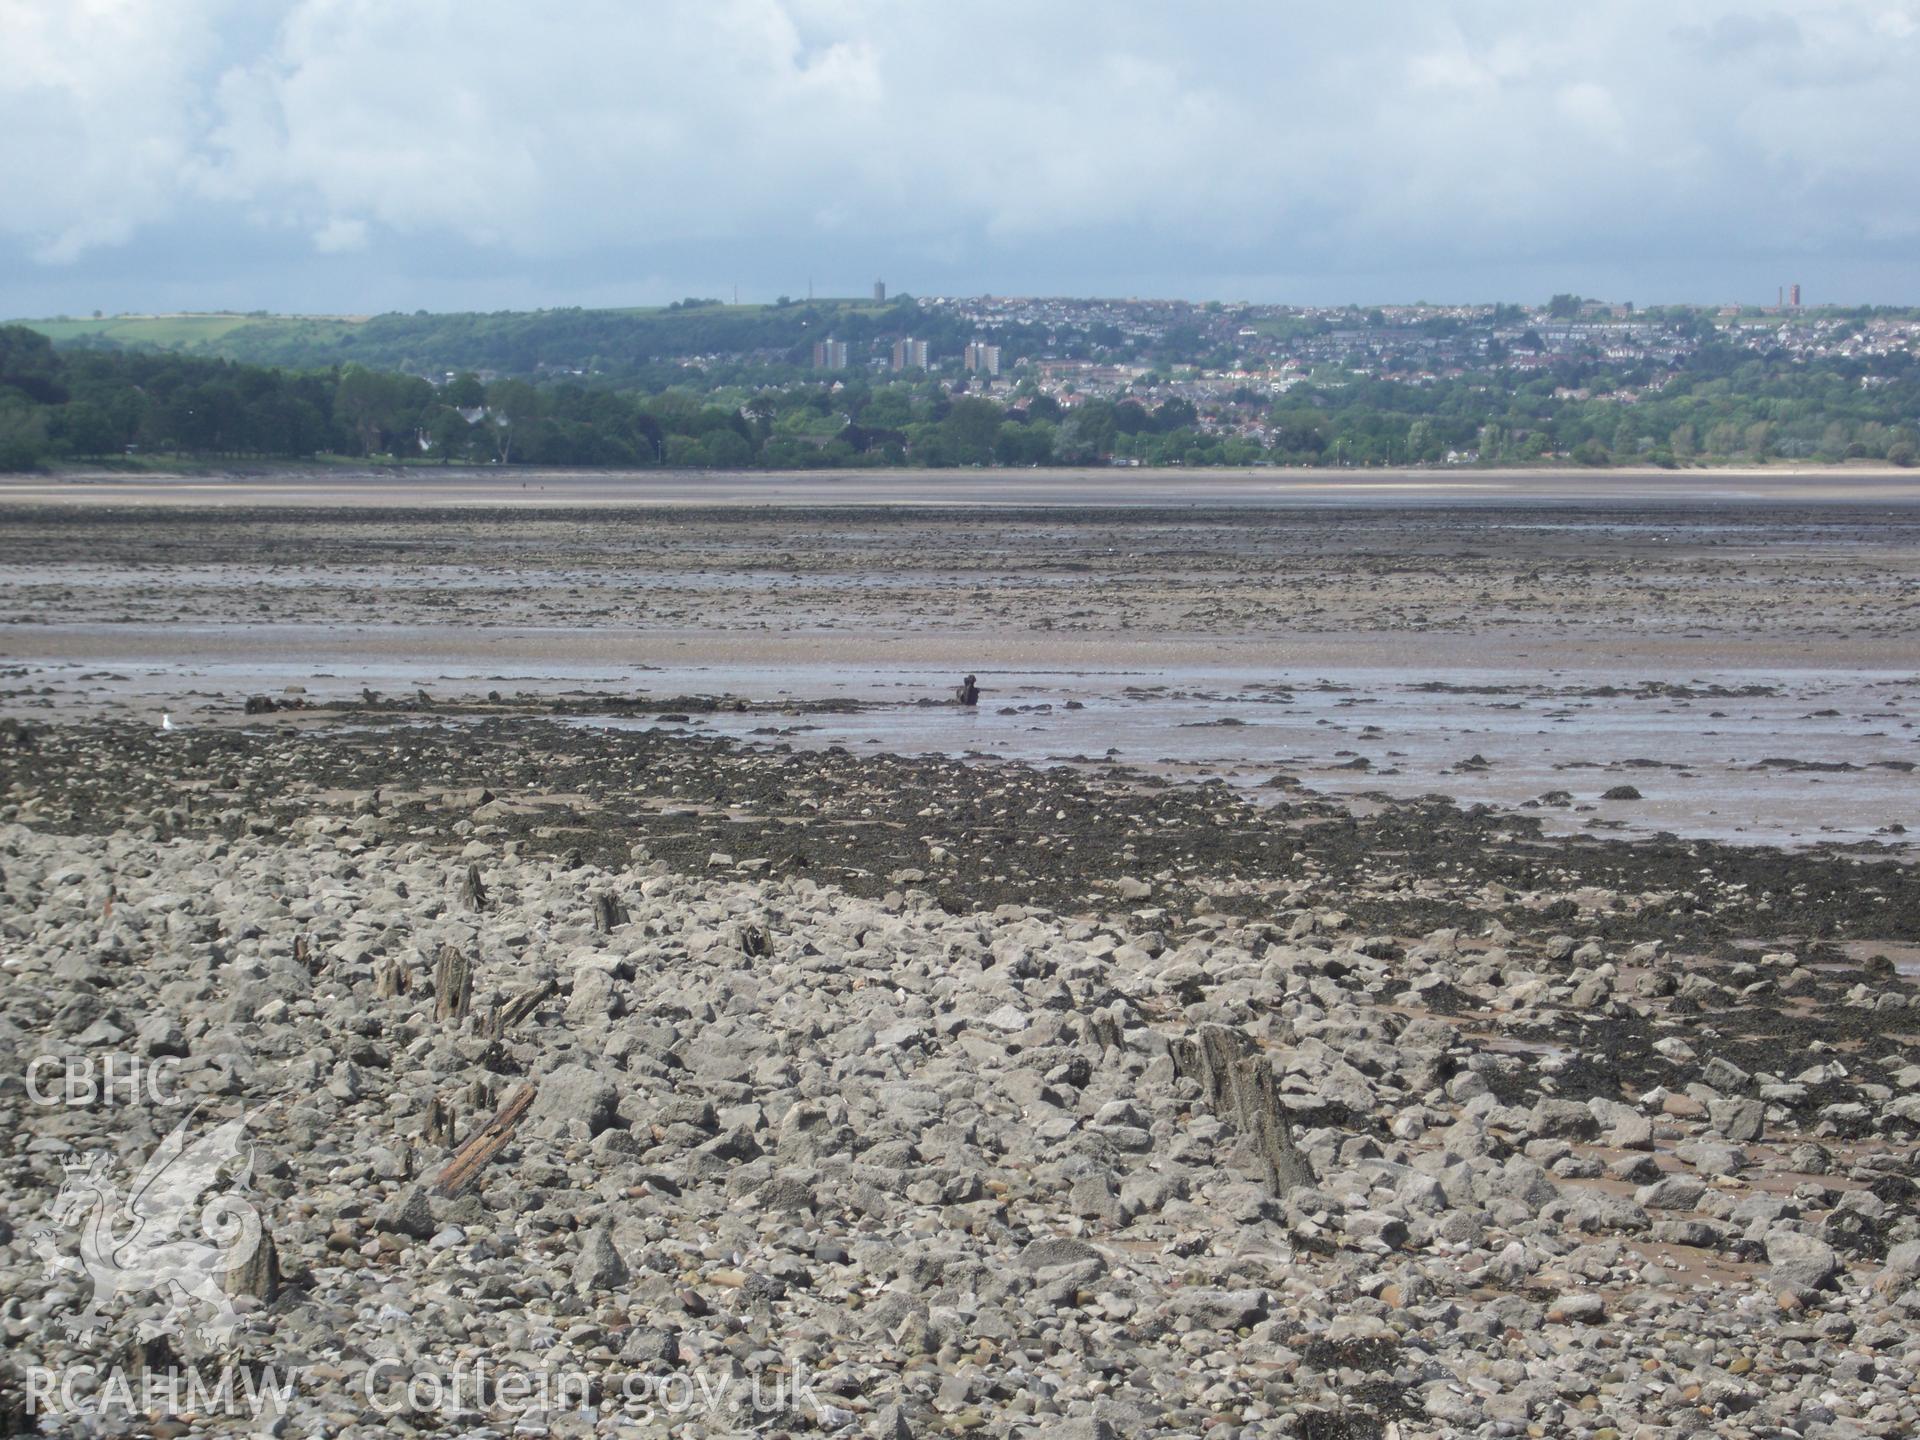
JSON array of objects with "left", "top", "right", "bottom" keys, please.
[{"left": 25, "top": 1054, "right": 181, "bottom": 1107}]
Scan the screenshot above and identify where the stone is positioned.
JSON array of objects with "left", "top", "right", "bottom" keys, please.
[
  {"left": 1163, "top": 1288, "right": 1268, "bottom": 1330},
  {"left": 1018, "top": 1237, "right": 1106, "bottom": 1273},
  {"left": 1636, "top": 1174, "right": 1708, "bottom": 1209},
  {"left": 529, "top": 1062, "right": 620, "bottom": 1135},
  {"left": 573, "top": 1225, "right": 629, "bottom": 1294},
  {"left": 374, "top": 1185, "right": 437, "bottom": 1241},
  {"left": 566, "top": 966, "right": 622, "bottom": 1022},
  {"left": 1708, "top": 1097, "right": 1765, "bottom": 1143},
  {"left": 1529, "top": 1098, "right": 1600, "bottom": 1140},
  {"left": 1766, "top": 1231, "right": 1842, "bottom": 1291},
  {"left": 1547, "top": 1292, "right": 1606, "bottom": 1324},
  {"left": 4, "top": 708, "right": 1899, "bottom": 1440}
]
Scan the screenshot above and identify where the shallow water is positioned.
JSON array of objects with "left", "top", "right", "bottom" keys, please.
[
  {"left": 9, "top": 651, "right": 1914, "bottom": 849},
  {"left": 555, "top": 661, "right": 1918, "bottom": 852}
]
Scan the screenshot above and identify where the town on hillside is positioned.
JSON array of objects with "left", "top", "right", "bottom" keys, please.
[{"left": 4, "top": 292, "right": 1917, "bottom": 470}]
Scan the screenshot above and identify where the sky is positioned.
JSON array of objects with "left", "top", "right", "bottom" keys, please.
[{"left": 4, "top": 0, "right": 1919, "bottom": 317}]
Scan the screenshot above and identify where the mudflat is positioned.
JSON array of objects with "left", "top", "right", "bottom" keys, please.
[{"left": 3, "top": 490, "right": 1915, "bottom": 848}]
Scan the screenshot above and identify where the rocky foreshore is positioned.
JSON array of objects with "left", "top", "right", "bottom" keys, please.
[{"left": 3, "top": 716, "right": 1919, "bottom": 1439}]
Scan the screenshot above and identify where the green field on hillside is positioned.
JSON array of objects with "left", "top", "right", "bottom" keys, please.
[{"left": 23, "top": 311, "right": 369, "bottom": 354}]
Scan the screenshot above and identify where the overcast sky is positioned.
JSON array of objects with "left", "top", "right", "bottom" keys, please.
[{"left": 5, "top": 0, "right": 1919, "bottom": 317}]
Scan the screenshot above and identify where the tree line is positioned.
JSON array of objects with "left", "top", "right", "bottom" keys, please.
[{"left": 3, "top": 323, "right": 1915, "bottom": 472}]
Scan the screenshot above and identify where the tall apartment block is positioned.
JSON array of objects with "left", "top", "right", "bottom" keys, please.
[{"left": 963, "top": 340, "right": 1002, "bottom": 376}]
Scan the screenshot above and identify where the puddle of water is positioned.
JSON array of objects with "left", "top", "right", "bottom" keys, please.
[
  {"left": 1482, "top": 1037, "right": 1576, "bottom": 1062},
  {"left": 1837, "top": 940, "right": 1920, "bottom": 977}
]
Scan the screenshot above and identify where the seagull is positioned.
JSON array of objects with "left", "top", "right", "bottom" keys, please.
[{"left": 161, "top": 713, "right": 174, "bottom": 731}]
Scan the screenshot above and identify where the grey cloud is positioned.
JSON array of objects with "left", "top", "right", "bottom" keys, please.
[{"left": 2, "top": 0, "right": 1917, "bottom": 312}]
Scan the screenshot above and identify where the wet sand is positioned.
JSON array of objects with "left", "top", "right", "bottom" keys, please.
[{"left": 5, "top": 463, "right": 1920, "bottom": 508}]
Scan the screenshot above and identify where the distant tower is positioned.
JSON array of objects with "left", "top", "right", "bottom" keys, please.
[
  {"left": 890, "top": 338, "right": 928, "bottom": 371},
  {"left": 963, "top": 341, "right": 1001, "bottom": 377},
  {"left": 874, "top": 279, "right": 886, "bottom": 303},
  {"left": 1790, "top": 283, "right": 1802, "bottom": 308},
  {"left": 812, "top": 338, "right": 848, "bottom": 371}
]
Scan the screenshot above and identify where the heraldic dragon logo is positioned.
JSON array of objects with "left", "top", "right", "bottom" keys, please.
[{"left": 30, "top": 1106, "right": 269, "bottom": 1345}]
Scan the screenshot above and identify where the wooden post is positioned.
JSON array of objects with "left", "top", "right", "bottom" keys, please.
[
  {"left": 432, "top": 1082, "right": 537, "bottom": 1197},
  {"left": 424, "top": 1094, "right": 457, "bottom": 1148},
  {"left": 486, "top": 978, "right": 556, "bottom": 1037},
  {"left": 225, "top": 1228, "right": 280, "bottom": 1302},
  {"left": 1170, "top": 1024, "right": 1314, "bottom": 1195},
  {"left": 433, "top": 944, "right": 472, "bottom": 1022},
  {"left": 592, "top": 892, "right": 627, "bottom": 933}
]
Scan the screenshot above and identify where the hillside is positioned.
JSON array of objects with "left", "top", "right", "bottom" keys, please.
[
  {"left": 14, "top": 300, "right": 916, "bottom": 377},
  {"left": 23, "top": 312, "right": 368, "bottom": 358}
]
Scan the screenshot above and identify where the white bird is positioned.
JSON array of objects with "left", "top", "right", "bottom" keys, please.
[{"left": 161, "top": 713, "right": 174, "bottom": 731}]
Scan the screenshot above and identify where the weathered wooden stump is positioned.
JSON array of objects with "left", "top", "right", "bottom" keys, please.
[
  {"left": 433, "top": 944, "right": 472, "bottom": 1022},
  {"left": 424, "top": 1094, "right": 457, "bottom": 1148},
  {"left": 1170, "top": 1023, "right": 1314, "bottom": 1195},
  {"left": 225, "top": 1227, "right": 280, "bottom": 1303},
  {"left": 461, "top": 862, "right": 488, "bottom": 911},
  {"left": 485, "top": 977, "right": 555, "bottom": 1037},
  {"left": 432, "top": 1082, "right": 537, "bottom": 1197},
  {"left": 374, "top": 957, "right": 410, "bottom": 999},
  {"left": 592, "top": 891, "right": 627, "bottom": 933},
  {"left": 1085, "top": 1011, "right": 1125, "bottom": 1052}
]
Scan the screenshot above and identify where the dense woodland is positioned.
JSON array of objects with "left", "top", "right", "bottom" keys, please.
[{"left": 2, "top": 320, "right": 1916, "bottom": 472}]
